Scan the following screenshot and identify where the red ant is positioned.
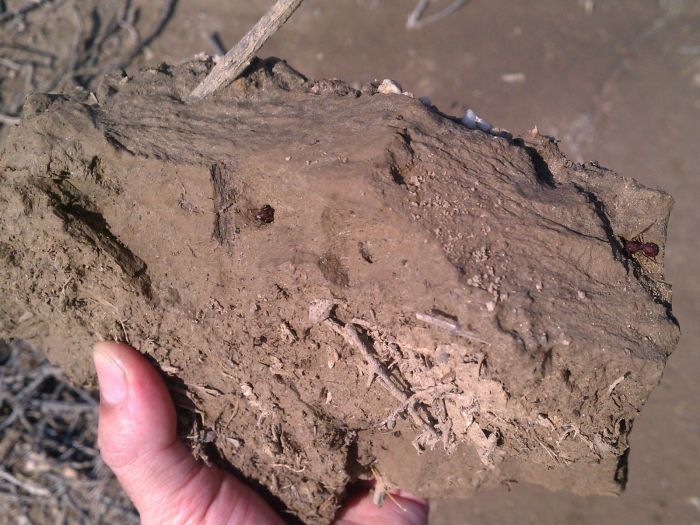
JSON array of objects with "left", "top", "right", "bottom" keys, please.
[
  {"left": 255, "top": 204, "right": 275, "bottom": 224},
  {"left": 620, "top": 223, "right": 659, "bottom": 262}
]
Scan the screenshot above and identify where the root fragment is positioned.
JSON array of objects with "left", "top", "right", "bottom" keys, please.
[
  {"left": 324, "top": 318, "right": 446, "bottom": 450},
  {"left": 415, "top": 311, "right": 490, "bottom": 345}
]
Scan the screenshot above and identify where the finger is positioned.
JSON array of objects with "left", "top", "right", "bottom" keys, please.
[
  {"left": 94, "top": 342, "right": 283, "bottom": 525},
  {"left": 334, "top": 488, "right": 428, "bottom": 525}
]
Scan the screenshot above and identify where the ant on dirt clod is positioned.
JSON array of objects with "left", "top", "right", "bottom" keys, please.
[{"left": 620, "top": 222, "right": 660, "bottom": 262}]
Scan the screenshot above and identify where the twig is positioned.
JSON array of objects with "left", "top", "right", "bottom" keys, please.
[
  {"left": 188, "top": 0, "right": 305, "bottom": 101},
  {"left": 0, "top": 340, "right": 138, "bottom": 522},
  {"left": 0, "top": 0, "right": 54, "bottom": 23},
  {"left": 326, "top": 320, "right": 407, "bottom": 402},
  {"left": 207, "top": 31, "right": 227, "bottom": 56},
  {"left": 382, "top": 384, "right": 455, "bottom": 430},
  {"left": 608, "top": 373, "right": 629, "bottom": 395},
  {"left": 536, "top": 438, "right": 560, "bottom": 464},
  {"left": 406, "top": 0, "right": 468, "bottom": 30},
  {"left": 120, "top": 0, "right": 177, "bottom": 67},
  {"left": 0, "top": 113, "right": 20, "bottom": 125},
  {"left": 325, "top": 319, "right": 440, "bottom": 439},
  {"left": 17, "top": 367, "right": 57, "bottom": 399},
  {"left": 415, "top": 311, "right": 490, "bottom": 345},
  {"left": 0, "top": 468, "right": 50, "bottom": 497},
  {"left": 28, "top": 400, "right": 96, "bottom": 413},
  {"left": 0, "top": 57, "right": 22, "bottom": 70},
  {"left": 371, "top": 465, "right": 408, "bottom": 511},
  {"left": 271, "top": 463, "right": 306, "bottom": 473}
]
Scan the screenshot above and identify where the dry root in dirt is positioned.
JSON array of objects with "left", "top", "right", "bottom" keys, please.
[{"left": 0, "top": 57, "right": 679, "bottom": 524}]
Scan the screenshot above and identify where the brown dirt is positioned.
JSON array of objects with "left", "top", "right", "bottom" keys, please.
[
  {"left": 2, "top": 1, "right": 699, "bottom": 524},
  {"left": 0, "top": 55, "right": 680, "bottom": 524}
]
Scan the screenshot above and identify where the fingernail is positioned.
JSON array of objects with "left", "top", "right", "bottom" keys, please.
[{"left": 94, "top": 348, "right": 127, "bottom": 405}]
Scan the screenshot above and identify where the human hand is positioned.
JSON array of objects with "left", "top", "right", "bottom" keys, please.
[{"left": 94, "top": 342, "right": 429, "bottom": 525}]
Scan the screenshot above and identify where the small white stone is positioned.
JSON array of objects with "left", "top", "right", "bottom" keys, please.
[
  {"left": 378, "top": 79, "right": 403, "bottom": 95},
  {"left": 327, "top": 349, "right": 339, "bottom": 369},
  {"left": 279, "top": 321, "right": 297, "bottom": 343},
  {"left": 240, "top": 383, "right": 255, "bottom": 398},
  {"left": 501, "top": 72, "right": 526, "bottom": 83},
  {"left": 462, "top": 108, "right": 493, "bottom": 132},
  {"left": 462, "top": 109, "right": 478, "bottom": 129},
  {"left": 309, "top": 299, "right": 334, "bottom": 324},
  {"left": 486, "top": 301, "right": 495, "bottom": 312}
]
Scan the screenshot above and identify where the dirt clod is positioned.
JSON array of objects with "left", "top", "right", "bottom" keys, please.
[{"left": 0, "top": 57, "right": 679, "bottom": 524}]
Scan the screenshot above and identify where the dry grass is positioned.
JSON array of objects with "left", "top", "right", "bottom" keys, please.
[
  {"left": 0, "top": 0, "right": 176, "bottom": 127},
  {"left": 0, "top": 339, "right": 138, "bottom": 525}
]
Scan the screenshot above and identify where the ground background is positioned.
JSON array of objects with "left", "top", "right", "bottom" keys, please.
[{"left": 1, "top": 1, "right": 698, "bottom": 524}]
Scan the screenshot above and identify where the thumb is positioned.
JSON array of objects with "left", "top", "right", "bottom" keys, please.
[{"left": 94, "top": 342, "right": 283, "bottom": 525}]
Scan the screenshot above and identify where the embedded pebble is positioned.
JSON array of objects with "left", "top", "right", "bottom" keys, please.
[
  {"left": 462, "top": 109, "right": 493, "bottom": 132},
  {"left": 378, "top": 79, "right": 403, "bottom": 95},
  {"left": 309, "top": 299, "right": 334, "bottom": 324}
]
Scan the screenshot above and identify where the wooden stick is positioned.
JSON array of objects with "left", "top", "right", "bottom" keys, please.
[
  {"left": 406, "top": 0, "right": 468, "bottom": 30},
  {"left": 0, "top": 468, "right": 50, "bottom": 497},
  {"left": 188, "top": 0, "right": 305, "bottom": 101},
  {"left": 0, "top": 113, "right": 20, "bottom": 126},
  {"left": 415, "top": 311, "right": 491, "bottom": 345}
]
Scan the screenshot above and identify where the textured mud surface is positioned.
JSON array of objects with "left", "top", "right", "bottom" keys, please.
[{"left": 0, "top": 58, "right": 679, "bottom": 524}]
